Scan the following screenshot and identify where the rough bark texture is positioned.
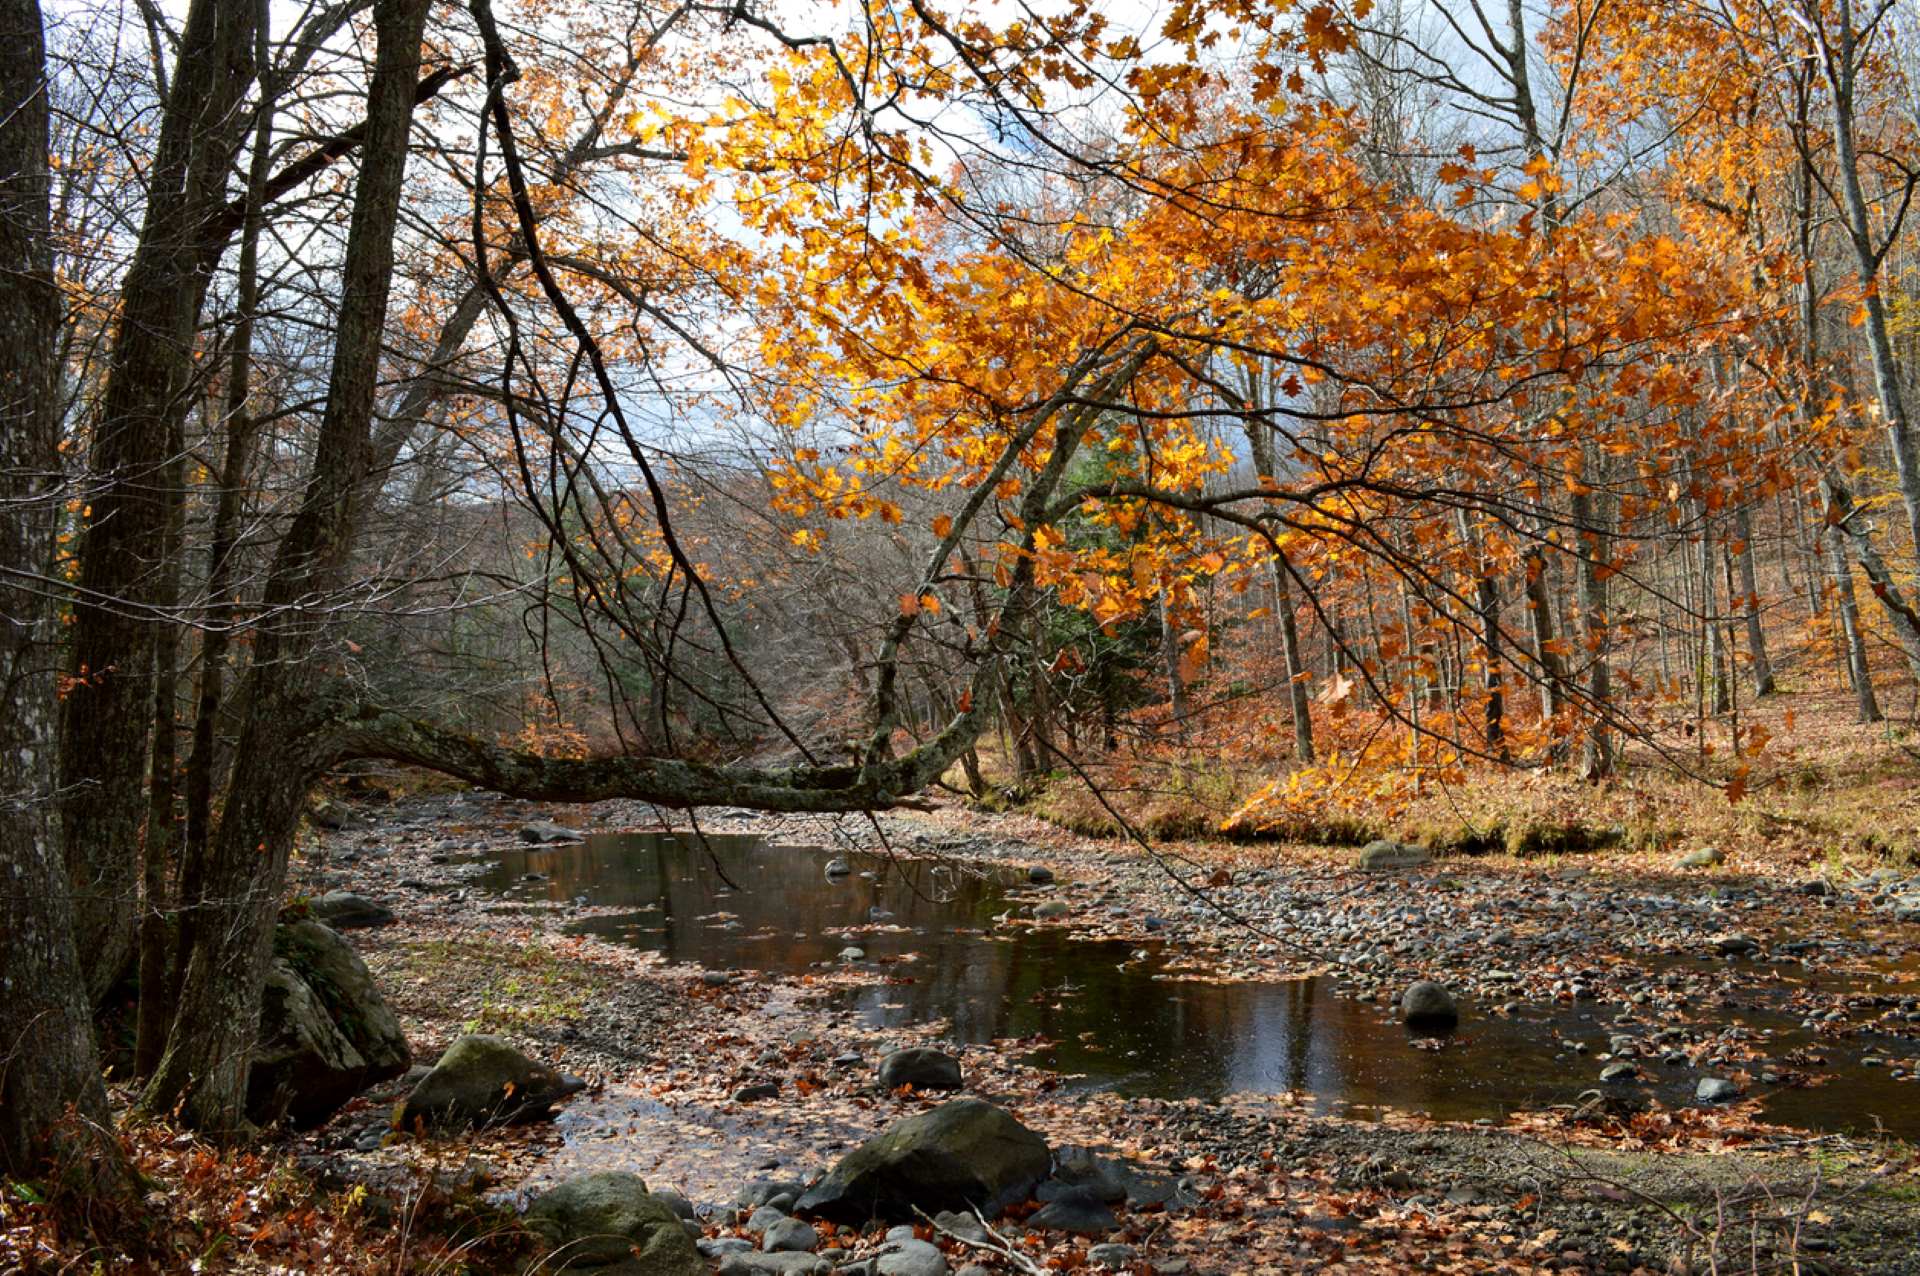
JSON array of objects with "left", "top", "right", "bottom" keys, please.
[
  {"left": 60, "top": 0, "right": 256, "bottom": 1002},
  {"left": 139, "top": 0, "right": 437, "bottom": 1133},
  {"left": 0, "top": 0, "right": 127, "bottom": 1189}
]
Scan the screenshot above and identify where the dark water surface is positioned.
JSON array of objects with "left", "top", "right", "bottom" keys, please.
[{"left": 474, "top": 832, "right": 1920, "bottom": 1138}]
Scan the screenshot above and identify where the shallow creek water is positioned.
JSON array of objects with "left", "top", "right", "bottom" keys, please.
[{"left": 473, "top": 831, "right": 1920, "bottom": 1141}]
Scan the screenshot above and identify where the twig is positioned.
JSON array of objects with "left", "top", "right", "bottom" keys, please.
[{"left": 912, "top": 1205, "right": 1047, "bottom": 1275}]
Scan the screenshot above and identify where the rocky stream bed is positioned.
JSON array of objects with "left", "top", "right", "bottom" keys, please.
[{"left": 278, "top": 789, "right": 1920, "bottom": 1274}]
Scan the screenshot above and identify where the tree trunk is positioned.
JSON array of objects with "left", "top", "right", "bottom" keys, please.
[
  {"left": 1732, "top": 504, "right": 1775, "bottom": 697},
  {"left": 134, "top": 439, "right": 185, "bottom": 1079},
  {"left": 60, "top": 0, "right": 256, "bottom": 1003},
  {"left": 1571, "top": 451, "right": 1613, "bottom": 780},
  {"left": 0, "top": 0, "right": 130, "bottom": 1191},
  {"left": 1271, "top": 552, "right": 1315, "bottom": 762},
  {"left": 179, "top": 0, "right": 274, "bottom": 1002},
  {"left": 1825, "top": 525, "right": 1881, "bottom": 723},
  {"left": 140, "top": 0, "right": 429, "bottom": 1135}
]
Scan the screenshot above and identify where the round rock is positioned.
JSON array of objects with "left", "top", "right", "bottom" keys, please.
[{"left": 1400, "top": 980, "right": 1459, "bottom": 1029}]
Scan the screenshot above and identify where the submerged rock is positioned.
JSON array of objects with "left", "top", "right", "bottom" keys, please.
[
  {"left": 1357, "top": 840, "right": 1430, "bottom": 871},
  {"left": 524, "top": 1171, "right": 705, "bottom": 1271},
  {"left": 248, "top": 920, "right": 410, "bottom": 1128},
  {"left": 1400, "top": 980, "right": 1459, "bottom": 1030},
  {"left": 878, "top": 1047, "right": 963, "bottom": 1092},
  {"left": 795, "top": 1098, "right": 1049, "bottom": 1223},
  {"left": 395, "top": 1033, "right": 584, "bottom": 1133}
]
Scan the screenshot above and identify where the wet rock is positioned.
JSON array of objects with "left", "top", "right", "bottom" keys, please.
[
  {"left": 308, "top": 890, "right": 394, "bottom": 929},
  {"left": 876, "top": 1239, "right": 949, "bottom": 1276},
  {"left": 1028, "top": 865, "right": 1056, "bottom": 884},
  {"left": 762, "top": 1217, "right": 818, "bottom": 1252},
  {"left": 523, "top": 1171, "right": 704, "bottom": 1272},
  {"left": 1027, "top": 1185, "right": 1117, "bottom": 1236},
  {"left": 1678, "top": 848, "right": 1724, "bottom": 869},
  {"left": 1400, "top": 980, "right": 1459, "bottom": 1029},
  {"left": 1089, "top": 1244, "right": 1138, "bottom": 1268},
  {"left": 1599, "top": 1062, "right": 1638, "bottom": 1084},
  {"left": 1696, "top": 1077, "right": 1741, "bottom": 1103},
  {"left": 734, "top": 1082, "right": 780, "bottom": 1103},
  {"left": 520, "top": 819, "right": 583, "bottom": 844},
  {"left": 1357, "top": 840, "right": 1430, "bottom": 871},
  {"left": 878, "top": 1047, "right": 963, "bottom": 1092},
  {"left": 795, "top": 1098, "right": 1050, "bottom": 1224},
  {"left": 838, "top": 947, "right": 867, "bottom": 962},
  {"left": 1712, "top": 933, "right": 1760, "bottom": 957},
  {"left": 394, "top": 1034, "right": 584, "bottom": 1133},
  {"left": 248, "top": 920, "right": 410, "bottom": 1128},
  {"left": 825, "top": 858, "right": 852, "bottom": 876}
]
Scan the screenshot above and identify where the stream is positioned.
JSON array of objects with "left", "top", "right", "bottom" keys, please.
[{"left": 472, "top": 830, "right": 1920, "bottom": 1140}]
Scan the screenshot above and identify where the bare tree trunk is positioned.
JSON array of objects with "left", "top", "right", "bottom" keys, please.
[
  {"left": 181, "top": 0, "right": 274, "bottom": 946},
  {"left": 1160, "top": 584, "right": 1189, "bottom": 729},
  {"left": 134, "top": 439, "right": 185, "bottom": 1079},
  {"left": 1825, "top": 525, "right": 1881, "bottom": 722},
  {"left": 0, "top": 0, "right": 130, "bottom": 1189},
  {"left": 1271, "top": 552, "right": 1315, "bottom": 761},
  {"left": 1572, "top": 450, "right": 1613, "bottom": 780},
  {"left": 1820, "top": 35, "right": 1920, "bottom": 564},
  {"left": 1732, "top": 504, "right": 1775, "bottom": 696},
  {"left": 140, "top": 0, "right": 429, "bottom": 1135},
  {"left": 60, "top": 0, "right": 256, "bottom": 1003}
]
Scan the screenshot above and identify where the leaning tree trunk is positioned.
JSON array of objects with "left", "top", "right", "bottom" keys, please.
[
  {"left": 0, "top": 0, "right": 130, "bottom": 1191},
  {"left": 140, "top": 0, "right": 430, "bottom": 1135},
  {"left": 59, "top": 0, "right": 256, "bottom": 1002}
]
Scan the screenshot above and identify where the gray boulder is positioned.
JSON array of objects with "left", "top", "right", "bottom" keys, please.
[
  {"left": 795, "top": 1098, "right": 1050, "bottom": 1224},
  {"left": 762, "top": 1216, "right": 818, "bottom": 1252},
  {"left": 248, "top": 919, "right": 410, "bottom": 1128},
  {"left": 523, "top": 1171, "right": 705, "bottom": 1272},
  {"left": 1400, "top": 981, "right": 1459, "bottom": 1030},
  {"left": 718, "top": 1255, "right": 828, "bottom": 1275},
  {"left": 878, "top": 1047, "right": 963, "bottom": 1092},
  {"left": 395, "top": 1033, "right": 585, "bottom": 1133},
  {"left": 876, "top": 1239, "right": 949, "bottom": 1276},
  {"left": 309, "top": 890, "right": 394, "bottom": 929},
  {"left": 1357, "top": 840, "right": 1430, "bottom": 870},
  {"left": 521, "top": 820, "right": 584, "bottom": 844}
]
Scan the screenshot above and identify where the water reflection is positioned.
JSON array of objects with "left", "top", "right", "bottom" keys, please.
[{"left": 473, "top": 832, "right": 1920, "bottom": 1136}]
